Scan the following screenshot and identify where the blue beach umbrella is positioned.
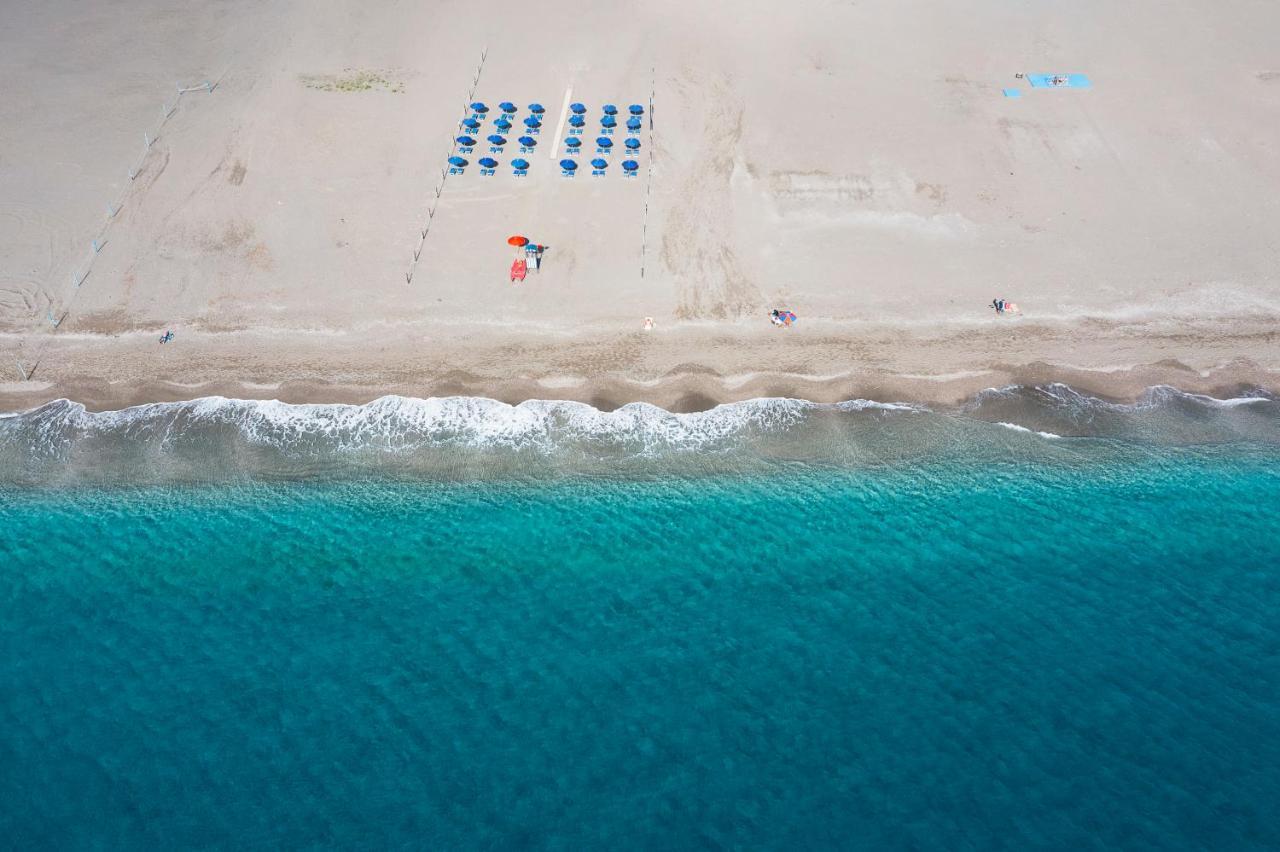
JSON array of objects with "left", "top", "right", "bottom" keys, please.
[
  {"left": 528, "top": 103, "right": 545, "bottom": 114},
  {"left": 570, "top": 102, "right": 586, "bottom": 114},
  {"left": 494, "top": 118, "right": 513, "bottom": 131},
  {"left": 487, "top": 134, "right": 507, "bottom": 145},
  {"left": 511, "top": 158, "right": 530, "bottom": 169},
  {"left": 565, "top": 137, "right": 582, "bottom": 148},
  {"left": 559, "top": 159, "right": 578, "bottom": 171},
  {"left": 626, "top": 117, "right": 642, "bottom": 130},
  {"left": 470, "top": 101, "right": 488, "bottom": 113},
  {"left": 625, "top": 137, "right": 641, "bottom": 150},
  {"left": 499, "top": 101, "right": 517, "bottom": 113},
  {"left": 518, "top": 135, "right": 537, "bottom": 147},
  {"left": 462, "top": 118, "right": 480, "bottom": 130},
  {"left": 568, "top": 115, "right": 585, "bottom": 128},
  {"left": 523, "top": 116, "right": 542, "bottom": 128},
  {"left": 629, "top": 104, "right": 644, "bottom": 115},
  {"left": 601, "top": 115, "right": 617, "bottom": 128},
  {"left": 621, "top": 159, "right": 639, "bottom": 171},
  {"left": 448, "top": 156, "right": 468, "bottom": 166},
  {"left": 455, "top": 135, "right": 476, "bottom": 146},
  {"left": 591, "top": 158, "right": 608, "bottom": 169},
  {"left": 479, "top": 157, "right": 498, "bottom": 168},
  {"left": 596, "top": 136, "right": 613, "bottom": 149},
  {"left": 602, "top": 104, "right": 618, "bottom": 115}
]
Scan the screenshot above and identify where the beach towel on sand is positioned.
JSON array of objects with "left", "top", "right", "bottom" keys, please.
[{"left": 510, "top": 259, "right": 527, "bottom": 282}]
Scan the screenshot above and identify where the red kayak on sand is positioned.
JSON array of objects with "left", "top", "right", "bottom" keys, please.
[{"left": 510, "top": 259, "right": 527, "bottom": 282}]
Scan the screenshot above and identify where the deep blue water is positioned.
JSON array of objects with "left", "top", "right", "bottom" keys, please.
[{"left": 3, "top": 440, "right": 1279, "bottom": 849}]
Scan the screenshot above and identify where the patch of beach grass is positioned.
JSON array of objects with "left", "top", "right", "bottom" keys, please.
[{"left": 300, "top": 68, "right": 404, "bottom": 94}]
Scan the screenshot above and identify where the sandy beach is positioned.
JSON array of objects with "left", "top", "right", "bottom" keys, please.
[{"left": 3, "top": 0, "right": 1279, "bottom": 412}]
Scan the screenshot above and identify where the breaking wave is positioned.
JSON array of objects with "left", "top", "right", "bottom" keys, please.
[{"left": 0, "top": 385, "right": 1276, "bottom": 485}]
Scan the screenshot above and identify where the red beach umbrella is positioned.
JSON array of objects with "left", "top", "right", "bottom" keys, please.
[{"left": 507, "top": 235, "right": 529, "bottom": 247}]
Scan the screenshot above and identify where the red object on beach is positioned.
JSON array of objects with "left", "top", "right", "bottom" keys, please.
[
  {"left": 507, "top": 235, "right": 529, "bottom": 247},
  {"left": 510, "top": 259, "right": 528, "bottom": 282}
]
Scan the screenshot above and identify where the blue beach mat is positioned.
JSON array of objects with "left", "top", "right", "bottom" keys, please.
[
  {"left": 1027, "top": 73, "right": 1092, "bottom": 89},
  {"left": 1003, "top": 88, "right": 1022, "bottom": 98}
]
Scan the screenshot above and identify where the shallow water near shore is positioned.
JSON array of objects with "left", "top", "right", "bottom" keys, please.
[{"left": 2, "top": 386, "right": 1279, "bottom": 847}]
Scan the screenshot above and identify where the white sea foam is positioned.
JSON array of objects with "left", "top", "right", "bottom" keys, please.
[
  {"left": 9, "top": 395, "right": 914, "bottom": 459},
  {"left": 997, "top": 422, "right": 1062, "bottom": 439},
  {"left": 3, "top": 385, "right": 1275, "bottom": 478}
]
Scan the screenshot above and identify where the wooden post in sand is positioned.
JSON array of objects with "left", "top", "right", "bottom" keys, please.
[
  {"left": 640, "top": 68, "right": 656, "bottom": 278},
  {"left": 409, "top": 47, "right": 486, "bottom": 286}
]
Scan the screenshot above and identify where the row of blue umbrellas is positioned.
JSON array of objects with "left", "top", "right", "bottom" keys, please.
[
  {"left": 463, "top": 115, "right": 641, "bottom": 131},
  {"left": 461, "top": 116, "right": 542, "bottom": 131},
  {"left": 448, "top": 156, "right": 531, "bottom": 169},
  {"left": 568, "top": 115, "right": 641, "bottom": 130},
  {"left": 456, "top": 135, "right": 641, "bottom": 151},
  {"left": 559, "top": 159, "right": 640, "bottom": 172},
  {"left": 470, "top": 101, "right": 644, "bottom": 116},
  {"left": 456, "top": 134, "right": 540, "bottom": 147},
  {"left": 571, "top": 103, "right": 644, "bottom": 116},
  {"left": 472, "top": 102, "right": 545, "bottom": 114},
  {"left": 564, "top": 137, "right": 641, "bottom": 150},
  {"left": 449, "top": 154, "right": 639, "bottom": 173}
]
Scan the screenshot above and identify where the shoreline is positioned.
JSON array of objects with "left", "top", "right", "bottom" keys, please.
[{"left": 3, "top": 318, "right": 1277, "bottom": 413}]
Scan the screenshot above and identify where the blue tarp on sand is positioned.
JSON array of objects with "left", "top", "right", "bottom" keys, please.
[{"left": 1027, "top": 73, "right": 1092, "bottom": 89}]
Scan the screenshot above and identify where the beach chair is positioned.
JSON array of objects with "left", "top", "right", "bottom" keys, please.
[
  {"left": 449, "top": 166, "right": 465, "bottom": 175},
  {"left": 513, "top": 167, "right": 528, "bottom": 177},
  {"left": 458, "top": 145, "right": 474, "bottom": 155},
  {"left": 480, "top": 167, "right": 496, "bottom": 176},
  {"left": 561, "top": 167, "right": 576, "bottom": 177}
]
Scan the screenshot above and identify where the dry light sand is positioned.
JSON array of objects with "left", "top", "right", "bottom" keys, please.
[{"left": 2, "top": 0, "right": 1279, "bottom": 411}]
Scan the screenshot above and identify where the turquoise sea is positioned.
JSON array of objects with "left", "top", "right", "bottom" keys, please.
[{"left": 2, "top": 386, "right": 1279, "bottom": 849}]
